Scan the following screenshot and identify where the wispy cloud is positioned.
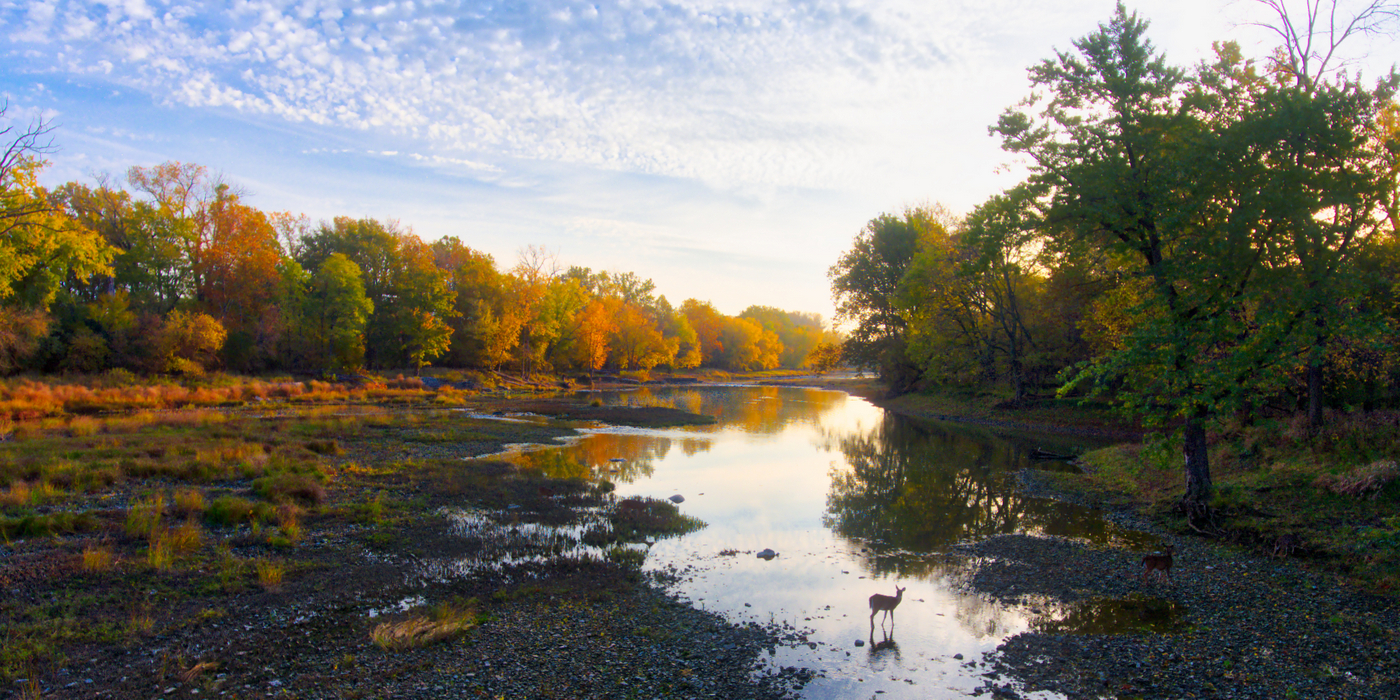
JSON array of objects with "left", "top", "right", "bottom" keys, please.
[{"left": 1, "top": 0, "right": 975, "bottom": 188}]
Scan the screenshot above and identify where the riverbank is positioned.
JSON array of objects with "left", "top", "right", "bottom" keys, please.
[
  {"left": 830, "top": 381, "right": 1400, "bottom": 699},
  {"left": 0, "top": 381, "right": 813, "bottom": 698}
]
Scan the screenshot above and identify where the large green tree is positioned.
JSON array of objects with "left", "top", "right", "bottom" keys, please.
[
  {"left": 993, "top": 6, "right": 1269, "bottom": 520},
  {"left": 830, "top": 206, "right": 949, "bottom": 390}
]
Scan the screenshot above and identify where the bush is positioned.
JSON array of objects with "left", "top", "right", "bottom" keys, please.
[
  {"left": 1314, "top": 460, "right": 1400, "bottom": 500},
  {"left": 252, "top": 473, "right": 327, "bottom": 505},
  {"left": 205, "top": 496, "right": 275, "bottom": 528}
]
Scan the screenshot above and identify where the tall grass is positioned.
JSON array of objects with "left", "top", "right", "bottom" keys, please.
[
  {"left": 125, "top": 494, "right": 164, "bottom": 539},
  {"left": 0, "top": 378, "right": 329, "bottom": 421}
]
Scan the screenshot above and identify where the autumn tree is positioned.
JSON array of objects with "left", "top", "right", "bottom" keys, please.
[
  {"left": 0, "top": 107, "right": 115, "bottom": 310},
  {"left": 680, "top": 299, "right": 727, "bottom": 366}
]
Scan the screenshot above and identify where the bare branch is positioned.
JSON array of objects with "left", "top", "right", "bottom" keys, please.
[
  {"left": 1248, "top": 0, "right": 1400, "bottom": 91},
  {"left": 0, "top": 100, "right": 59, "bottom": 187}
]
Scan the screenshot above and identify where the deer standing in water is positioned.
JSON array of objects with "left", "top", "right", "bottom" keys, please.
[
  {"left": 1140, "top": 544, "right": 1175, "bottom": 584},
  {"left": 869, "top": 585, "right": 905, "bottom": 628}
]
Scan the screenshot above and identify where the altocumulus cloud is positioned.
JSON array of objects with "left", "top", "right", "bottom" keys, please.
[{"left": 1, "top": 0, "right": 974, "bottom": 189}]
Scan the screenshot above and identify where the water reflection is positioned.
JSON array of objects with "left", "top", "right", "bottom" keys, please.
[
  {"left": 824, "top": 413, "right": 1130, "bottom": 578},
  {"left": 474, "top": 386, "right": 1173, "bottom": 699},
  {"left": 587, "top": 385, "right": 848, "bottom": 435}
]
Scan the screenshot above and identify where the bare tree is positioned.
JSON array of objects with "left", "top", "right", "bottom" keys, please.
[
  {"left": 1250, "top": 0, "right": 1400, "bottom": 91},
  {"left": 0, "top": 101, "right": 59, "bottom": 236}
]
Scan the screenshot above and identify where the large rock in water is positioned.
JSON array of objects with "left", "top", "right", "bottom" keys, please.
[
  {"left": 756, "top": 548, "right": 778, "bottom": 560},
  {"left": 668, "top": 494, "right": 685, "bottom": 503}
]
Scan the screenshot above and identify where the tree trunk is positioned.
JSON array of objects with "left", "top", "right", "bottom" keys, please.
[
  {"left": 1180, "top": 411, "right": 1214, "bottom": 531},
  {"left": 1307, "top": 361, "right": 1324, "bottom": 436}
]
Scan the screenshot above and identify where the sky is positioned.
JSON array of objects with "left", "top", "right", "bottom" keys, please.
[{"left": 2, "top": 0, "right": 1398, "bottom": 321}]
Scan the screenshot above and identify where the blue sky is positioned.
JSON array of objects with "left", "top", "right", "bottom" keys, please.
[{"left": 2, "top": 0, "right": 1397, "bottom": 320}]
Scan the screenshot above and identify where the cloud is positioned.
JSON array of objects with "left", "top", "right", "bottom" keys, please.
[{"left": 0, "top": 0, "right": 976, "bottom": 189}]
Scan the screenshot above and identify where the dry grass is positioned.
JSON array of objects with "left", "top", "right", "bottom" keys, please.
[
  {"left": 162, "top": 521, "right": 204, "bottom": 555},
  {"left": 255, "top": 559, "right": 284, "bottom": 590},
  {"left": 67, "top": 416, "right": 100, "bottom": 437},
  {"left": 369, "top": 606, "right": 479, "bottom": 650},
  {"left": 81, "top": 544, "right": 115, "bottom": 572},
  {"left": 125, "top": 494, "right": 164, "bottom": 539},
  {"left": 172, "top": 488, "right": 206, "bottom": 517},
  {"left": 1314, "top": 460, "right": 1400, "bottom": 499},
  {"left": 0, "top": 480, "right": 30, "bottom": 507},
  {"left": 146, "top": 539, "right": 174, "bottom": 571},
  {"left": 127, "top": 604, "right": 155, "bottom": 636},
  {"left": 0, "top": 378, "right": 334, "bottom": 421},
  {"left": 180, "top": 661, "right": 219, "bottom": 683},
  {"left": 276, "top": 504, "right": 303, "bottom": 542}
]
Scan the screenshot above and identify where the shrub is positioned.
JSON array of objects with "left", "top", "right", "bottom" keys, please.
[
  {"left": 173, "top": 488, "right": 206, "bottom": 517},
  {"left": 1314, "top": 460, "right": 1400, "bottom": 500},
  {"left": 67, "top": 416, "right": 100, "bottom": 437},
  {"left": 304, "top": 440, "right": 341, "bottom": 455},
  {"left": 253, "top": 473, "right": 327, "bottom": 505},
  {"left": 205, "top": 496, "right": 274, "bottom": 528}
]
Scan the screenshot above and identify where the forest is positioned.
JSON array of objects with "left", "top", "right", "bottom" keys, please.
[
  {"left": 830, "top": 5, "right": 1400, "bottom": 520},
  {"left": 0, "top": 139, "right": 842, "bottom": 380}
]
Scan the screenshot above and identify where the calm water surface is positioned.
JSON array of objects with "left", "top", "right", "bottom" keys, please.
[{"left": 487, "top": 385, "right": 1164, "bottom": 699}]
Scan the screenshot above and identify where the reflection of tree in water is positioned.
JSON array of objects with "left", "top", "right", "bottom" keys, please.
[
  {"left": 1027, "top": 596, "right": 1185, "bottom": 635},
  {"left": 597, "top": 386, "right": 848, "bottom": 435},
  {"left": 952, "top": 590, "right": 1019, "bottom": 640},
  {"left": 825, "top": 413, "right": 1119, "bottom": 577},
  {"left": 518, "top": 431, "right": 701, "bottom": 483}
]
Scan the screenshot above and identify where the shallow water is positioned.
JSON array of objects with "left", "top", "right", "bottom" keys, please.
[{"left": 487, "top": 385, "right": 1170, "bottom": 698}]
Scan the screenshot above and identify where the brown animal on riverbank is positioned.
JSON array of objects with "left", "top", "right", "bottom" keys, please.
[
  {"left": 869, "top": 586, "right": 905, "bottom": 627},
  {"left": 1141, "top": 544, "right": 1175, "bottom": 584}
]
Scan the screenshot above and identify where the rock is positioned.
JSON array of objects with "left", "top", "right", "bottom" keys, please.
[
  {"left": 418, "top": 376, "right": 446, "bottom": 389},
  {"left": 855, "top": 640, "right": 865, "bottom": 647},
  {"left": 669, "top": 494, "right": 685, "bottom": 503},
  {"left": 756, "top": 549, "right": 778, "bottom": 560}
]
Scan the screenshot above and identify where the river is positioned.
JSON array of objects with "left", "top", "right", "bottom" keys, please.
[{"left": 488, "top": 383, "right": 1169, "bottom": 698}]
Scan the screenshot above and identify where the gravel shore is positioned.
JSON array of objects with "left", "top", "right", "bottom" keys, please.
[{"left": 951, "top": 528, "right": 1400, "bottom": 699}]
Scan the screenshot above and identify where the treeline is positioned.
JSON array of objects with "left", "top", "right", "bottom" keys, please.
[
  {"left": 0, "top": 153, "right": 840, "bottom": 377},
  {"left": 830, "top": 7, "right": 1400, "bottom": 516}
]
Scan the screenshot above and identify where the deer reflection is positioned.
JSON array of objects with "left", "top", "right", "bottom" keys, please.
[{"left": 866, "top": 627, "right": 901, "bottom": 667}]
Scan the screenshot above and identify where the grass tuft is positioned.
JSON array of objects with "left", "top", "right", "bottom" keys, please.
[
  {"left": 81, "top": 544, "right": 114, "bottom": 572},
  {"left": 369, "top": 603, "right": 479, "bottom": 650},
  {"left": 124, "top": 494, "right": 165, "bottom": 539},
  {"left": 255, "top": 558, "right": 284, "bottom": 590}
]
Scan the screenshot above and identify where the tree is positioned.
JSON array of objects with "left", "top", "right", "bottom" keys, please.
[
  {"left": 680, "top": 299, "right": 727, "bottom": 366},
  {"left": 575, "top": 298, "right": 618, "bottom": 374},
  {"left": 126, "top": 161, "right": 228, "bottom": 302},
  {"left": 303, "top": 254, "right": 374, "bottom": 371},
  {"left": 1, "top": 106, "right": 115, "bottom": 308},
  {"left": 830, "top": 206, "right": 951, "bottom": 390},
  {"left": 992, "top": 6, "right": 1271, "bottom": 521},
  {"left": 157, "top": 309, "right": 227, "bottom": 375},
  {"left": 200, "top": 188, "right": 286, "bottom": 368},
  {"left": 740, "top": 306, "right": 827, "bottom": 369},
  {"left": 511, "top": 245, "right": 559, "bottom": 376},
  {"left": 1251, "top": 0, "right": 1399, "bottom": 93},
  {"left": 433, "top": 237, "right": 511, "bottom": 369},
  {"left": 1247, "top": 0, "right": 1400, "bottom": 432},
  {"left": 386, "top": 234, "right": 456, "bottom": 373}
]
